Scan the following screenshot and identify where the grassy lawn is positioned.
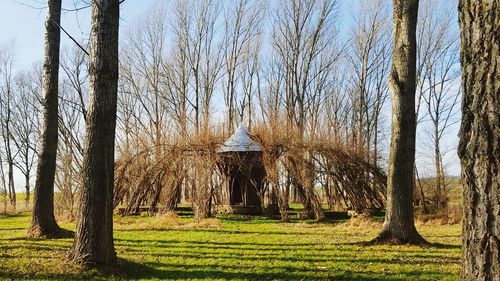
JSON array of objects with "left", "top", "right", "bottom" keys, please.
[{"left": 0, "top": 213, "right": 461, "bottom": 281}]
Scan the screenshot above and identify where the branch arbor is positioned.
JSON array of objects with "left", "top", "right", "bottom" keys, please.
[
  {"left": 113, "top": 126, "right": 387, "bottom": 222},
  {"left": 0, "top": 45, "right": 17, "bottom": 210}
]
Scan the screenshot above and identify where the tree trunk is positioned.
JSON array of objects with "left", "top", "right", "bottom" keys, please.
[
  {"left": 67, "top": 0, "right": 120, "bottom": 267},
  {"left": 434, "top": 123, "right": 447, "bottom": 210},
  {"left": 7, "top": 160, "right": 15, "bottom": 209},
  {"left": 415, "top": 166, "right": 428, "bottom": 214},
  {"left": 371, "top": 0, "right": 427, "bottom": 245},
  {"left": 25, "top": 173, "right": 30, "bottom": 209},
  {"left": 458, "top": 0, "right": 499, "bottom": 280},
  {"left": 161, "top": 179, "right": 182, "bottom": 213},
  {"left": 0, "top": 156, "right": 7, "bottom": 213},
  {"left": 28, "top": 0, "right": 65, "bottom": 238}
]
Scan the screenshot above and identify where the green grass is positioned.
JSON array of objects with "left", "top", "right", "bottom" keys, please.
[{"left": 0, "top": 213, "right": 461, "bottom": 281}]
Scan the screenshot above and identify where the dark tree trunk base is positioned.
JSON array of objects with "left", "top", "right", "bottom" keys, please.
[
  {"left": 366, "top": 228, "right": 429, "bottom": 246},
  {"left": 67, "top": 248, "right": 117, "bottom": 267},
  {"left": 27, "top": 224, "right": 74, "bottom": 239}
]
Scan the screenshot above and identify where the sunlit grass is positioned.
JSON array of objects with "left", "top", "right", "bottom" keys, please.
[{"left": 0, "top": 213, "right": 461, "bottom": 280}]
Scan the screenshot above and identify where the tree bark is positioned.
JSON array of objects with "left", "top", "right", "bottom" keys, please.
[
  {"left": 434, "top": 130, "right": 446, "bottom": 210},
  {"left": 415, "top": 166, "right": 428, "bottom": 214},
  {"left": 28, "top": 0, "right": 65, "bottom": 238},
  {"left": 67, "top": 0, "right": 120, "bottom": 266},
  {"left": 7, "top": 158, "right": 15, "bottom": 209},
  {"left": 25, "top": 173, "right": 30, "bottom": 209},
  {"left": 371, "top": 0, "right": 427, "bottom": 245},
  {"left": 458, "top": 0, "right": 499, "bottom": 280}
]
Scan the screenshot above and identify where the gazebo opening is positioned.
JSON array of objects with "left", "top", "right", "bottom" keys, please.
[{"left": 216, "top": 127, "right": 266, "bottom": 214}]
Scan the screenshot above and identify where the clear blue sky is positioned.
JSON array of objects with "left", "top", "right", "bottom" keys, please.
[{"left": 0, "top": 0, "right": 157, "bottom": 68}]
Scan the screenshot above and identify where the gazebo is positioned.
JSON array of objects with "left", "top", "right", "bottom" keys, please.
[{"left": 215, "top": 127, "right": 265, "bottom": 214}]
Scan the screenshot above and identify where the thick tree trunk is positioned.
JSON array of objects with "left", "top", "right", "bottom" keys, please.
[
  {"left": 371, "top": 0, "right": 427, "bottom": 245},
  {"left": 27, "top": 0, "right": 65, "bottom": 238},
  {"left": 67, "top": 0, "right": 120, "bottom": 267},
  {"left": 458, "top": 1, "right": 499, "bottom": 280}
]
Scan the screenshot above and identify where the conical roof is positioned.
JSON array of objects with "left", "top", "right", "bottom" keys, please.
[{"left": 219, "top": 127, "right": 261, "bottom": 152}]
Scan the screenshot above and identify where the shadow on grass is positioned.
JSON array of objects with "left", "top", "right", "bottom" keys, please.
[
  {"left": 112, "top": 238, "right": 460, "bottom": 266},
  {"left": 116, "top": 237, "right": 461, "bottom": 250},
  {"left": 0, "top": 227, "right": 26, "bottom": 231},
  {"left": 0, "top": 213, "right": 29, "bottom": 218},
  {"left": 0, "top": 230, "right": 75, "bottom": 240},
  {"left": 0, "top": 272, "right": 89, "bottom": 281},
  {"left": 349, "top": 240, "right": 461, "bottom": 250},
  {"left": 0, "top": 243, "right": 70, "bottom": 253},
  {"left": 118, "top": 259, "right": 425, "bottom": 280},
  {"left": 217, "top": 215, "right": 348, "bottom": 225},
  {"left": 428, "top": 242, "right": 461, "bottom": 250},
  {"left": 116, "top": 227, "right": 337, "bottom": 236},
  {"left": 121, "top": 249, "right": 459, "bottom": 266},
  {"left": 0, "top": 238, "right": 460, "bottom": 280}
]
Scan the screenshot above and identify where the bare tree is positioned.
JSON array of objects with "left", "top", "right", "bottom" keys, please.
[
  {"left": 239, "top": 35, "right": 262, "bottom": 130},
  {"left": 161, "top": 42, "right": 191, "bottom": 137},
  {"left": 222, "top": 0, "right": 263, "bottom": 132},
  {"left": 269, "top": 0, "right": 341, "bottom": 219},
  {"left": 60, "top": 44, "right": 89, "bottom": 121},
  {"left": 11, "top": 69, "right": 41, "bottom": 208},
  {"left": 371, "top": 0, "right": 427, "bottom": 245},
  {"left": 0, "top": 154, "right": 7, "bottom": 212},
  {"left": 28, "top": 0, "right": 66, "bottom": 238},
  {"left": 55, "top": 83, "right": 85, "bottom": 218},
  {"left": 48, "top": 45, "right": 89, "bottom": 218},
  {"left": 458, "top": 0, "right": 499, "bottom": 279},
  {"left": 121, "top": 6, "right": 168, "bottom": 151},
  {"left": 0, "top": 42, "right": 17, "bottom": 209},
  {"left": 347, "top": 0, "right": 391, "bottom": 165},
  {"left": 416, "top": 0, "right": 460, "bottom": 210},
  {"left": 172, "top": 0, "right": 224, "bottom": 135},
  {"left": 68, "top": 0, "right": 120, "bottom": 266},
  {"left": 322, "top": 66, "right": 351, "bottom": 139}
]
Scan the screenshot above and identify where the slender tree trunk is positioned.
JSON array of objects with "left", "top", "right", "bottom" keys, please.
[
  {"left": 458, "top": 0, "right": 499, "bottom": 280},
  {"left": 68, "top": 0, "right": 120, "bottom": 266},
  {"left": 27, "top": 0, "right": 65, "bottom": 238},
  {"left": 434, "top": 129, "right": 446, "bottom": 209},
  {"left": 0, "top": 156, "right": 7, "bottom": 212},
  {"left": 7, "top": 161, "right": 15, "bottom": 209},
  {"left": 25, "top": 173, "right": 30, "bottom": 209},
  {"left": 373, "top": 121, "right": 379, "bottom": 166},
  {"left": 415, "top": 166, "right": 428, "bottom": 214},
  {"left": 371, "top": 0, "right": 427, "bottom": 245}
]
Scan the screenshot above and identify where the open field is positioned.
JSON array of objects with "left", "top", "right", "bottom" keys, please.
[{"left": 0, "top": 213, "right": 461, "bottom": 281}]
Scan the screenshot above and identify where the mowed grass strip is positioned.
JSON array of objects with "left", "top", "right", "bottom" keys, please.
[{"left": 0, "top": 214, "right": 461, "bottom": 280}]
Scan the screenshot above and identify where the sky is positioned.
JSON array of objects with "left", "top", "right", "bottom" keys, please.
[
  {"left": 1, "top": 0, "right": 461, "bottom": 191},
  {"left": 0, "top": 0, "right": 158, "bottom": 69}
]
